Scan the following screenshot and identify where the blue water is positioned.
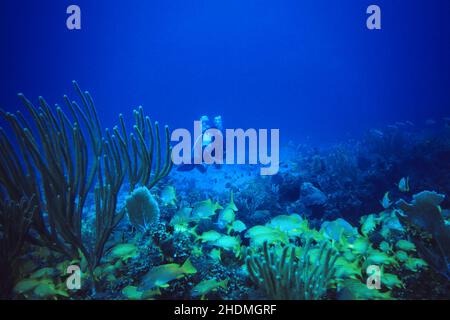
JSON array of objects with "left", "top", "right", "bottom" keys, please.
[
  {"left": 2, "top": 0, "right": 450, "bottom": 144},
  {"left": 2, "top": 1, "right": 450, "bottom": 301}
]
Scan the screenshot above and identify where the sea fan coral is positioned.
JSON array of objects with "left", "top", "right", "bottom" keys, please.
[{"left": 126, "top": 186, "right": 160, "bottom": 231}]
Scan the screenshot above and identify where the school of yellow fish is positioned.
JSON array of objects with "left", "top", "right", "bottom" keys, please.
[{"left": 14, "top": 180, "right": 441, "bottom": 300}]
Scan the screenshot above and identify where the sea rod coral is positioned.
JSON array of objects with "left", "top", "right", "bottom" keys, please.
[
  {"left": 0, "top": 81, "right": 172, "bottom": 293},
  {"left": 246, "top": 240, "right": 338, "bottom": 300}
]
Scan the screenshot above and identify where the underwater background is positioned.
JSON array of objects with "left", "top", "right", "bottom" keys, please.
[{"left": 0, "top": 0, "right": 449, "bottom": 300}]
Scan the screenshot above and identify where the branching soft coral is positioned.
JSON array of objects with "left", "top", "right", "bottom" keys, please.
[
  {"left": 0, "top": 81, "right": 173, "bottom": 293},
  {"left": 0, "top": 196, "right": 36, "bottom": 298}
]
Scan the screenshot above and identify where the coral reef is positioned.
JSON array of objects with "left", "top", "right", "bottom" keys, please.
[{"left": 1, "top": 93, "right": 449, "bottom": 300}]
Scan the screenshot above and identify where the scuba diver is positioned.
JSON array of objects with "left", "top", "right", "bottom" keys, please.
[{"left": 177, "top": 115, "right": 224, "bottom": 173}]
